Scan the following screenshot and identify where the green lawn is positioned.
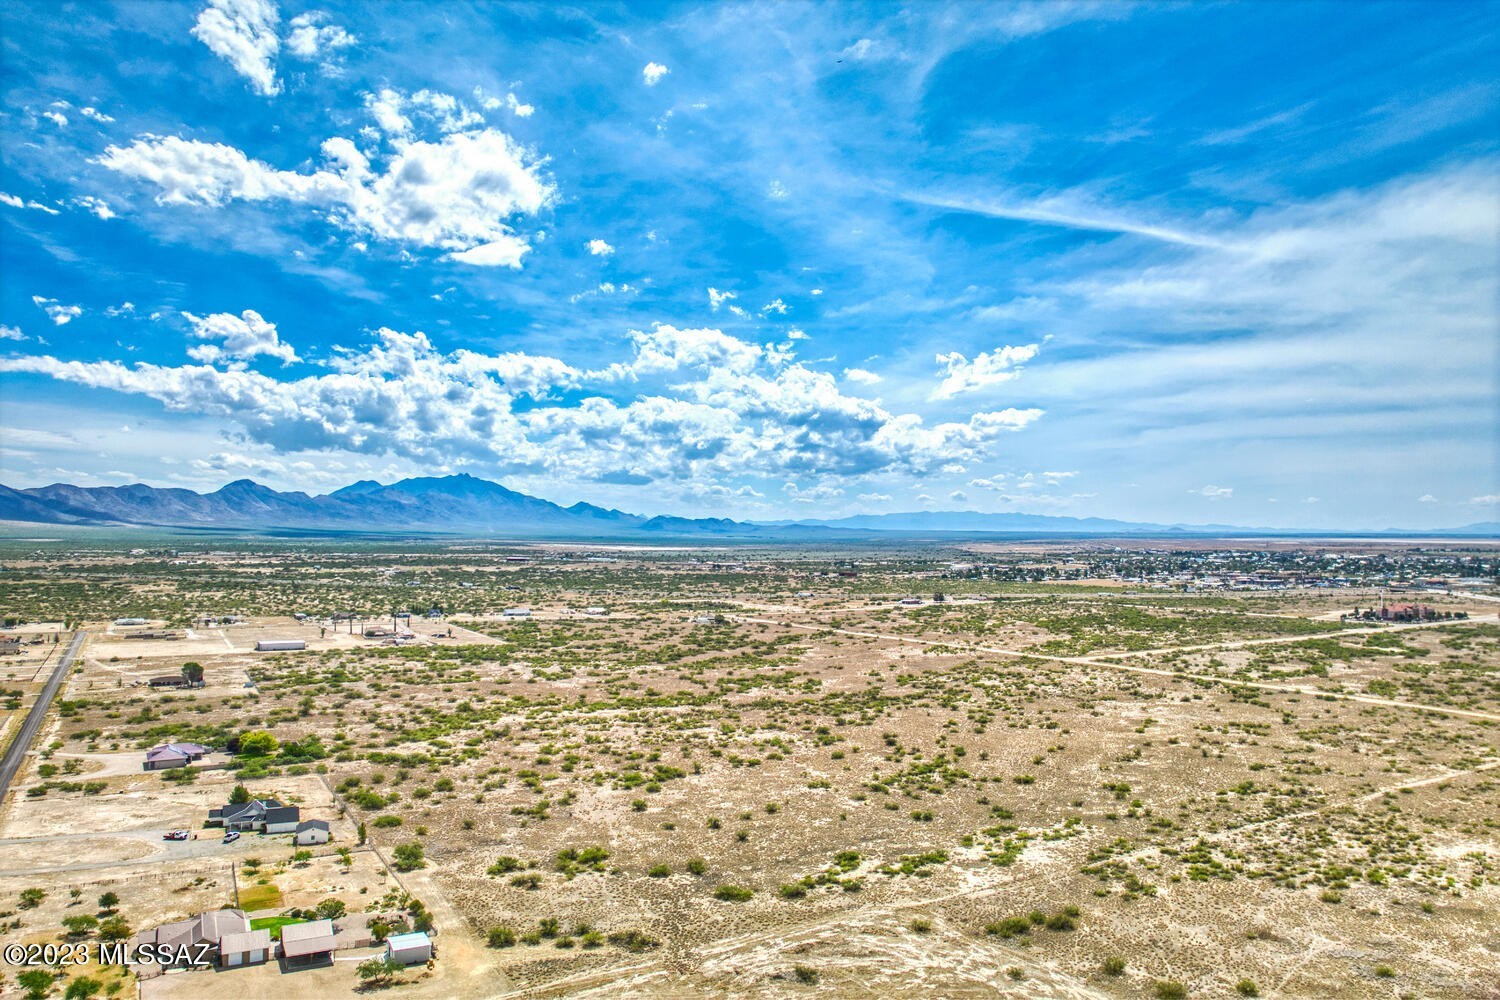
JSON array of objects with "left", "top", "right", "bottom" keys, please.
[{"left": 249, "top": 915, "right": 305, "bottom": 940}]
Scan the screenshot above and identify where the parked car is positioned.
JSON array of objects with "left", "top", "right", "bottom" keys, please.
[
  {"left": 222, "top": 831, "right": 240, "bottom": 844},
  {"left": 163, "top": 830, "right": 188, "bottom": 841}
]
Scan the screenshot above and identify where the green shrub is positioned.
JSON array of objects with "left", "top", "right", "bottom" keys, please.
[
  {"left": 984, "top": 916, "right": 1032, "bottom": 938},
  {"left": 606, "top": 929, "right": 660, "bottom": 951},
  {"left": 714, "top": 884, "right": 754, "bottom": 902}
]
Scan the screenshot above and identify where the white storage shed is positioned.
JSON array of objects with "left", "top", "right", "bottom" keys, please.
[{"left": 385, "top": 931, "right": 433, "bottom": 965}]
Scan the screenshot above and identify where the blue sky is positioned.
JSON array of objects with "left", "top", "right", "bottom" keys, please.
[{"left": 1, "top": 0, "right": 1496, "bottom": 528}]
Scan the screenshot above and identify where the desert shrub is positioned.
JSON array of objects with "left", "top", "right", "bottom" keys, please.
[
  {"left": 714, "top": 884, "right": 754, "bottom": 902},
  {"left": 607, "top": 929, "right": 660, "bottom": 951}
]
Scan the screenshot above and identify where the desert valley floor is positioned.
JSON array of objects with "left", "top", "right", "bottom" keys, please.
[{"left": 0, "top": 536, "right": 1496, "bottom": 999}]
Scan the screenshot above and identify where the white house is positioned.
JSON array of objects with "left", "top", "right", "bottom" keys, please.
[
  {"left": 385, "top": 931, "right": 432, "bottom": 966},
  {"left": 294, "top": 819, "right": 331, "bottom": 845},
  {"left": 502, "top": 607, "right": 531, "bottom": 618}
]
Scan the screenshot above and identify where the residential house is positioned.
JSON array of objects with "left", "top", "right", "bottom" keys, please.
[
  {"left": 209, "top": 799, "right": 301, "bottom": 833},
  {"left": 135, "top": 908, "right": 256, "bottom": 968},
  {"left": 142, "top": 742, "right": 210, "bottom": 771}
]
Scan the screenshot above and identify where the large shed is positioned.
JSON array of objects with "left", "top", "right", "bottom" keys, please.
[
  {"left": 279, "top": 919, "right": 336, "bottom": 965},
  {"left": 255, "top": 639, "right": 306, "bottom": 651}
]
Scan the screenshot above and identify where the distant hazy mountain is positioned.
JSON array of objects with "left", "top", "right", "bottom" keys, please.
[
  {"left": 0, "top": 476, "right": 1493, "bottom": 538},
  {"left": 1, "top": 474, "right": 650, "bottom": 536}
]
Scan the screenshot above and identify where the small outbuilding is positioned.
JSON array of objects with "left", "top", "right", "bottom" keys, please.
[
  {"left": 385, "top": 931, "right": 433, "bottom": 966},
  {"left": 294, "top": 819, "right": 331, "bottom": 845}
]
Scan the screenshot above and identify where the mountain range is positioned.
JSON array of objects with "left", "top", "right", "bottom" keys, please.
[{"left": 0, "top": 475, "right": 1494, "bottom": 539}]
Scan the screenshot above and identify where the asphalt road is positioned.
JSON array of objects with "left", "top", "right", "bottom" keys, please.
[{"left": 0, "top": 629, "right": 86, "bottom": 804}]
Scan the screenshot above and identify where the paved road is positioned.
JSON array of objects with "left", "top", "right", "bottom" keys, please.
[{"left": 0, "top": 629, "right": 85, "bottom": 805}]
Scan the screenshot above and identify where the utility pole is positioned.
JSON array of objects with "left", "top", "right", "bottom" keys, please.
[{"left": 230, "top": 860, "right": 240, "bottom": 908}]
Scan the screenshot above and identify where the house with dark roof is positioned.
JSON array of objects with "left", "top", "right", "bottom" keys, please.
[
  {"left": 208, "top": 798, "right": 300, "bottom": 833},
  {"left": 142, "top": 742, "right": 209, "bottom": 771}
]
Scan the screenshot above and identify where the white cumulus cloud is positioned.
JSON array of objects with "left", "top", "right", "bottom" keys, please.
[
  {"left": 643, "top": 62, "right": 670, "bottom": 86},
  {"left": 183, "top": 309, "right": 299, "bottom": 365},
  {"left": 192, "top": 0, "right": 281, "bottom": 97},
  {"left": 31, "top": 297, "right": 81, "bottom": 326},
  {"left": 285, "top": 10, "right": 355, "bottom": 59},
  {"left": 0, "top": 324, "right": 1046, "bottom": 484},
  {"left": 98, "top": 128, "right": 555, "bottom": 263},
  {"left": 587, "top": 239, "right": 614, "bottom": 256},
  {"left": 932, "top": 343, "right": 1040, "bottom": 398},
  {"left": 1195, "top": 485, "right": 1233, "bottom": 500}
]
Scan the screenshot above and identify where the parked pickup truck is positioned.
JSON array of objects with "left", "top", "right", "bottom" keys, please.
[
  {"left": 222, "top": 831, "right": 241, "bottom": 844},
  {"left": 163, "top": 830, "right": 189, "bottom": 841}
]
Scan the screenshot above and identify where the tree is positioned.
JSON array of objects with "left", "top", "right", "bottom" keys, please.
[
  {"left": 237, "top": 731, "right": 278, "bottom": 757},
  {"left": 64, "top": 978, "right": 102, "bottom": 1000},
  {"left": 97, "top": 916, "right": 131, "bottom": 941},
  {"left": 97, "top": 891, "right": 118, "bottom": 912},
  {"left": 17, "top": 970, "right": 56, "bottom": 1000},
  {"left": 180, "top": 661, "right": 203, "bottom": 685},
  {"left": 392, "top": 842, "right": 426, "bottom": 871},
  {"left": 315, "top": 898, "right": 347, "bottom": 920},
  {"left": 357, "top": 821, "right": 367, "bottom": 845},
  {"left": 19, "top": 887, "right": 46, "bottom": 908},
  {"left": 61, "top": 914, "right": 99, "bottom": 937},
  {"left": 356, "top": 957, "right": 402, "bottom": 985},
  {"left": 292, "top": 850, "right": 313, "bottom": 866},
  {"left": 228, "top": 783, "right": 252, "bottom": 805}
]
